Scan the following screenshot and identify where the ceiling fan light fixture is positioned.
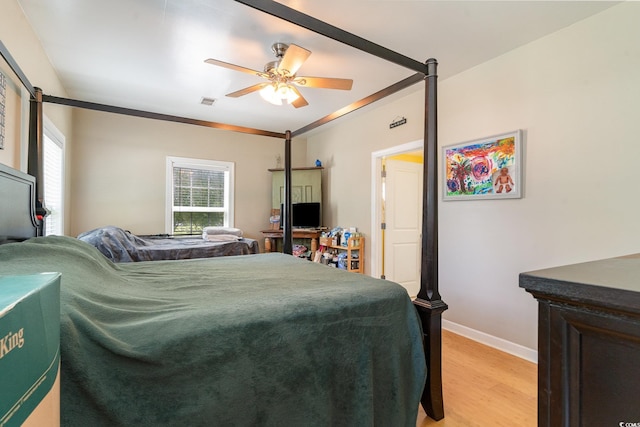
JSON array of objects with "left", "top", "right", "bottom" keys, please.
[
  {"left": 259, "top": 83, "right": 299, "bottom": 106},
  {"left": 207, "top": 42, "right": 350, "bottom": 109},
  {"left": 259, "top": 84, "right": 281, "bottom": 105}
]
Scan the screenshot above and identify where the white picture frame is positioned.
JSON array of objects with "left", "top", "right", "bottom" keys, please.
[{"left": 443, "top": 130, "right": 523, "bottom": 201}]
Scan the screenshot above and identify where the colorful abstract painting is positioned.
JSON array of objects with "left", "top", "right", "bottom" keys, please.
[{"left": 443, "top": 130, "right": 522, "bottom": 200}]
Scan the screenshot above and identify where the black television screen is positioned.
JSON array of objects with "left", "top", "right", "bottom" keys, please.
[{"left": 280, "top": 202, "right": 321, "bottom": 229}]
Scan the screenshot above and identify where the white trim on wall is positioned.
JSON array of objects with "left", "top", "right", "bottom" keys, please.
[{"left": 443, "top": 319, "right": 538, "bottom": 364}]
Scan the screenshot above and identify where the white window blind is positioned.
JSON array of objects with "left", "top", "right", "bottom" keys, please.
[{"left": 43, "top": 124, "right": 64, "bottom": 236}]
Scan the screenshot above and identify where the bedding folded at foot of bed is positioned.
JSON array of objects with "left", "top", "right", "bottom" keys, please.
[{"left": 201, "top": 226, "right": 243, "bottom": 237}]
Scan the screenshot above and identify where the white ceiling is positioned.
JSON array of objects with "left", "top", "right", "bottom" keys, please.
[{"left": 16, "top": 0, "right": 618, "bottom": 135}]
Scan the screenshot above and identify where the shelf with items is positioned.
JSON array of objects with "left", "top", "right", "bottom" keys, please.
[{"left": 317, "top": 235, "right": 364, "bottom": 274}]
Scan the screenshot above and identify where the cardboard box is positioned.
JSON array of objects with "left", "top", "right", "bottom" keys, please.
[{"left": 0, "top": 273, "right": 60, "bottom": 427}]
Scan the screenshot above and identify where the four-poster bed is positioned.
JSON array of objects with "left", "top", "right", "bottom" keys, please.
[
  {"left": 1, "top": 0, "right": 446, "bottom": 422},
  {"left": 1, "top": 198, "right": 426, "bottom": 425}
]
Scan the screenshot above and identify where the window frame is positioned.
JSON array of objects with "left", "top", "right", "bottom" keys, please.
[
  {"left": 165, "top": 156, "right": 234, "bottom": 235},
  {"left": 43, "top": 116, "right": 65, "bottom": 236}
]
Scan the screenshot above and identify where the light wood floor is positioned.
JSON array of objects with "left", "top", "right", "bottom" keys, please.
[{"left": 416, "top": 330, "right": 537, "bottom": 427}]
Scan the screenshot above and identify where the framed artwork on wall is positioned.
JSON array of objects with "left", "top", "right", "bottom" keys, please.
[
  {"left": 443, "top": 130, "right": 522, "bottom": 201},
  {"left": 0, "top": 71, "right": 6, "bottom": 150}
]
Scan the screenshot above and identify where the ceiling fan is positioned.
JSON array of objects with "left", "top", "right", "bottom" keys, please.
[{"left": 205, "top": 43, "right": 353, "bottom": 108}]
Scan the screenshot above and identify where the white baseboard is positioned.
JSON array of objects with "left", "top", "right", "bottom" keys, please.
[{"left": 442, "top": 319, "right": 538, "bottom": 364}]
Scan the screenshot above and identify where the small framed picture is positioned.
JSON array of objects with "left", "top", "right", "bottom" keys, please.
[
  {"left": 0, "top": 72, "right": 6, "bottom": 150},
  {"left": 443, "top": 130, "right": 522, "bottom": 201}
]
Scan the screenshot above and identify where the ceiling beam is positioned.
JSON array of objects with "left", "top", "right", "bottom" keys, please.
[
  {"left": 42, "top": 95, "right": 286, "bottom": 139},
  {"left": 292, "top": 72, "right": 424, "bottom": 137},
  {"left": 234, "top": 0, "right": 429, "bottom": 75}
]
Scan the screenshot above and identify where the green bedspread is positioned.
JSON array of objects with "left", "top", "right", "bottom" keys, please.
[{"left": 0, "top": 236, "right": 426, "bottom": 426}]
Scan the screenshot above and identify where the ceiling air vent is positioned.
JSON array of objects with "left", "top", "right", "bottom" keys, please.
[{"left": 200, "top": 97, "right": 216, "bottom": 106}]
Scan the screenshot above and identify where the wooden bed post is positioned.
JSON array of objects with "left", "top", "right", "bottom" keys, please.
[
  {"left": 28, "top": 87, "right": 47, "bottom": 235},
  {"left": 413, "top": 58, "right": 448, "bottom": 421},
  {"left": 282, "top": 130, "right": 293, "bottom": 255}
]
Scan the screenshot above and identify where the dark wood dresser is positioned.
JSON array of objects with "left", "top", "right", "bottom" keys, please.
[{"left": 520, "top": 254, "right": 640, "bottom": 427}]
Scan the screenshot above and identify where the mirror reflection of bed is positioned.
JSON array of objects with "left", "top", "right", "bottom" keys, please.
[{"left": 0, "top": 1, "right": 446, "bottom": 425}]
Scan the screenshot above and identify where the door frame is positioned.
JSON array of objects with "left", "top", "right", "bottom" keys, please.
[{"left": 370, "top": 139, "right": 423, "bottom": 279}]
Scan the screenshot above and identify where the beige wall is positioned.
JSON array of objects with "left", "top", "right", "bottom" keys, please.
[
  {"left": 307, "top": 2, "right": 640, "bottom": 354},
  {"left": 70, "top": 108, "right": 307, "bottom": 248},
  {"left": 1, "top": 0, "right": 72, "bottom": 232}
]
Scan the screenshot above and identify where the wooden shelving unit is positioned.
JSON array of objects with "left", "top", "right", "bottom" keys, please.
[{"left": 321, "top": 236, "right": 364, "bottom": 273}]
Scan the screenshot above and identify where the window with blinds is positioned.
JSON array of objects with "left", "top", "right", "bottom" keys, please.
[
  {"left": 166, "top": 157, "right": 234, "bottom": 235},
  {"left": 43, "top": 121, "right": 64, "bottom": 236}
]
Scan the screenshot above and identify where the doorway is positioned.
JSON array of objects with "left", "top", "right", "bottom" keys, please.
[{"left": 370, "top": 140, "right": 423, "bottom": 297}]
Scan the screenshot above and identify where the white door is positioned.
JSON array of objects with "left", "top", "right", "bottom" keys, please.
[{"left": 384, "top": 158, "right": 423, "bottom": 297}]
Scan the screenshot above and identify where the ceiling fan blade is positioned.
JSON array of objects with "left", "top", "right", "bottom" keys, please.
[
  {"left": 293, "top": 76, "right": 353, "bottom": 90},
  {"left": 205, "top": 58, "right": 270, "bottom": 79},
  {"left": 226, "top": 82, "right": 270, "bottom": 98},
  {"left": 290, "top": 86, "right": 309, "bottom": 108},
  {"left": 278, "top": 44, "right": 311, "bottom": 76}
]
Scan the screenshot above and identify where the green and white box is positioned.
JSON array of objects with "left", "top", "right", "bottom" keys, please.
[{"left": 0, "top": 273, "right": 60, "bottom": 427}]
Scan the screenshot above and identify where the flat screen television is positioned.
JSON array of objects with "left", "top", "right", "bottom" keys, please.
[{"left": 280, "top": 202, "right": 321, "bottom": 229}]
